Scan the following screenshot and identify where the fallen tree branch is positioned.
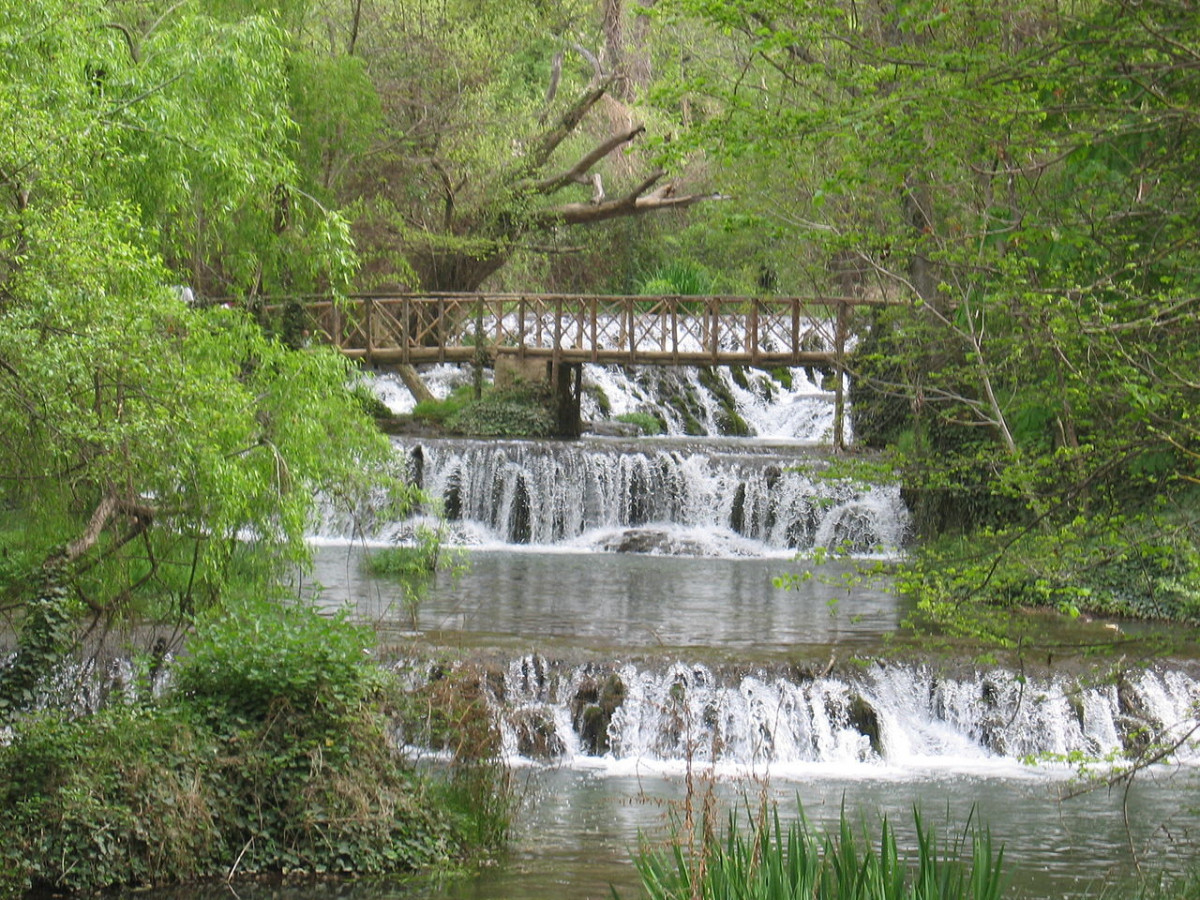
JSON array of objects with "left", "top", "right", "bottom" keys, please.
[{"left": 540, "top": 178, "right": 722, "bottom": 226}]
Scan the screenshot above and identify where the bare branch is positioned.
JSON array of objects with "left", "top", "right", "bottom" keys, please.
[
  {"left": 522, "top": 76, "right": 615, "bottom": 175},
  {"left": 572, "top": 43, "right": 605, "bottom": 85},
  {"left": 539, "top": 50, "right": 565, "bottom": 124},
  {"left": 539, "top": 175, "right": 721, "bottom": 226},
  {"left": 104, "top": 23, "right": 139, "bottom": 63},
  {"left": 530, "top": 124, "right": 645, "bottom": 195},
  {"left": 428, "top": 158, "right": 456, "bottom": 230}
]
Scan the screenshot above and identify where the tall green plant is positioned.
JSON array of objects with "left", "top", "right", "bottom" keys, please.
[
  {"left": 0, "top": 0, "right": 408, "bottom": 708},
  {"left": 632, "top": 803, "right": 1005, "bottom": 900}
]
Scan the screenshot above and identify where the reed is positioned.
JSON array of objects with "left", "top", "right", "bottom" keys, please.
[{"left": 631, "top": 803, "right": 1006, "bottom": 900}]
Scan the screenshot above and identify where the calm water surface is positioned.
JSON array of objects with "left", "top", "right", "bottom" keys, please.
[{"left": 308, "top": 546, "right": 907, "bottom": 660}]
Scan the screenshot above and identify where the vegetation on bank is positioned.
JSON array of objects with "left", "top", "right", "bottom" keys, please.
[
  {"left": 411, "top": 384, "right": 556, "bottom": 438},
  {"left": 0, "top": 598, "right": 508, "bottom": 896}
]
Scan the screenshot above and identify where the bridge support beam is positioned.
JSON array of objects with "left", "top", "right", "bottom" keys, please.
[{"left": 552, "top": 362, "right": 583, "bottom": 439}]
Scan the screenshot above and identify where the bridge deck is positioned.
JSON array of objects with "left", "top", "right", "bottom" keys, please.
[{"left": 283, "top": 293, "right": 889, "bottom": 368}]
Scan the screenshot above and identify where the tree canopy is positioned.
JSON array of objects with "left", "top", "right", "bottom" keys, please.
[{"left": 634, "top": 0, "right": 1200, "bottom": 623}]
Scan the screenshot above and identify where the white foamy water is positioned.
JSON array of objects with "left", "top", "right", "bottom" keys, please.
[
  {"left": 463, "top": 656, "right": 1200, "bottom": 777},
  {"left": 368, "top": 361, "right": 842, "bottom": 441}
]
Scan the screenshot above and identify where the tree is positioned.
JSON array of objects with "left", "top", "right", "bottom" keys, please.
[
  {"left": 269, "top": 0, "right": 716, "bottom": 291},
  {"left": 653, "top": 0, "right": 1199, "bottom": 618},
  {"left": 0, "top": 0, "right": 403, "bottom": 711}
]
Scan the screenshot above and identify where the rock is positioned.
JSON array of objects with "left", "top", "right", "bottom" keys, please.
[
  {"left": 847, "top": 693, "right": 883, "bottom": 757},
  {"left": 599, "top": 528, "right": 706, "bottom": 556},
  {"left": 509, "top": 707, "right": 565, "bottom": 759},
  {"left": 570, "top": 673, "right": 626, "bottom": 756}
]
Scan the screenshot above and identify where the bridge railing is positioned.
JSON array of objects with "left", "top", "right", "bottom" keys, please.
[{"left": 285, "top": 293, "right": 875, "bottom": 367}]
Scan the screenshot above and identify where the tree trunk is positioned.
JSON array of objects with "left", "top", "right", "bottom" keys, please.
[{"left": 394, "top": 363, "right": 436, "bottom": 405}]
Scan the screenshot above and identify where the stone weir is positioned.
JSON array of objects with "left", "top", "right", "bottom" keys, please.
[
  {"left": 396, "top": 655, "right": 1200, "bottom": 771},
  {"left": 394, "top": 437, "right": 909, "bottom": 554}
]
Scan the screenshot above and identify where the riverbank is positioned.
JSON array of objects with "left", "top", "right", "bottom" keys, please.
[{"left": 0, "top": 598, "right": 508, "bottom": 897}]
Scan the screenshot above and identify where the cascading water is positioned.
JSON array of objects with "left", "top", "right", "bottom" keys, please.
[
  {"left": 388, "top": 437, "right": 907, "bottom": 554},
  {"left": 413, "top": 654, "right": 1200, "bottom": 774},
  {"left": 339, "top": 362, "right": 1200, "bottom": 898},
  {"left": 369, "top": 361, "right": 841, "bottom": 440}
]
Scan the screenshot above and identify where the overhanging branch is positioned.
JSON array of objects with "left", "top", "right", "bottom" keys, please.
[{"left": 48, "top": 493, "right": 156, "bottom": 568}]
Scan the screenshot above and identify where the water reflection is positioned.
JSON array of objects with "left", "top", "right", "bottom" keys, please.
[{"left": 306, "top": 546, "right": 908, "bottom": 658}]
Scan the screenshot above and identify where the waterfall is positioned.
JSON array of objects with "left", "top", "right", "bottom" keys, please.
[
  {"left": 369, "top": 362, "right": 841, "bottom": 441},
  {"left": 419, "top": 655, "right": 1200, "bottom": 773},
  {"left": 327, "top": 437, "right": 908, "bottom": 555}
]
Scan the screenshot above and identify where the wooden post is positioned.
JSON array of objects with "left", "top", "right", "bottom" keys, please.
[
  {"left": 437, "top": 297, "right": 446, "bottom": 363},
  {"left": 791, "top": 298, "right": 800, "bottom": 363},
  {"left": 473, "top": 297, "right": 484, "bottom": 400},
  {"left": 551, "top": 297, "right": 563, "bottom": 394},
  {"left": 710, "top": 297, "right": 720, "bottom": 364},
  {"left": 627, "top": 296, "right": 637, "bottom": 364},
  {"left": 518, "top": 296, "right": 527, "bottom": 361},
  {"left": 365, "top": 297, "right": 375, "bottom": 362},
  {"left": 400, "top": 296, "right": 411, "bottom": 365},
  {"left": 750, "top": 299, "right": 760, "bottom": 365},
  {"left": 590, "top": 296, "right": 599, "bottom": 363},
  {"left": 833, "top": 300, "right": 848, "bottom": 452},
  {"left": 671, "top": 297, "right": 679, "bottom": 365}
]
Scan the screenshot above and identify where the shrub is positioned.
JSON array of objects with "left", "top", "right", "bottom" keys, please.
[
  {"left": 0, "top": 599, "right": 509, "bottom": 896},
  {"left": 413, "top": 384, "right": 476, "bottom": 424},
  {"left": 616, "top": 411, "right": 665, "bottom": 436},
  {"left": 447, "top": 387, "right": 555, "bottom": 437},
  {"left": 173, "top": 596, "right": 381, "bottom": 721}
]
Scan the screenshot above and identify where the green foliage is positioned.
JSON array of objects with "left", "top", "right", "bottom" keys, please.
[
  {"left": 0, "top": 0, "right": 410, "bottom": 694},
  {"left": 365, "top": 523, "right": 466, "bottom": 629},
  {"left": 632, "top": 803, "right": 1005, "bottom": 900},
  {"left": 173, "top": 596, "right": 382, "bottom": 721},
  {"left": 0, "top": 601, "right": 510, "bottom": 896},
  {"left": 638, "top": 260, "right": 717, "bottom": 296},
  {"left": 616, "top": 411, "right": 666, "bottom": 436},
  {"left": 0, "top": 570, "right": 75, "bottom": 719},
  {"left": 1130, "top": 868, "right": 1200, "bottom": 900},
  {"left": 898, "top": 508, "right": 1200, "bottom": 645},
  {"left": 655, "top": 0, "right": 1200, "bottom": 611},
  {"left": 413, "top": 384, "right": 478, "bottom": 424},
  {"left": 447, "top": 386, "right": 556, "bottom": 438}
]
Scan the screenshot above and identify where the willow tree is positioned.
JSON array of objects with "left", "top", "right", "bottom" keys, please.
[{"left": 0, "top": 0, "right": 403, "bottom": 713}]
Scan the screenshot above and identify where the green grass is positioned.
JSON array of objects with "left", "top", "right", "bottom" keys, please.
[{"left": 412, "top": 384, "right": 476, "bottom": 424}]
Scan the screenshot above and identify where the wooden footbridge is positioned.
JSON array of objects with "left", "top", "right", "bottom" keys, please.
[{"left": 276, "top": 292, "right": 894, "bottom": 443}]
